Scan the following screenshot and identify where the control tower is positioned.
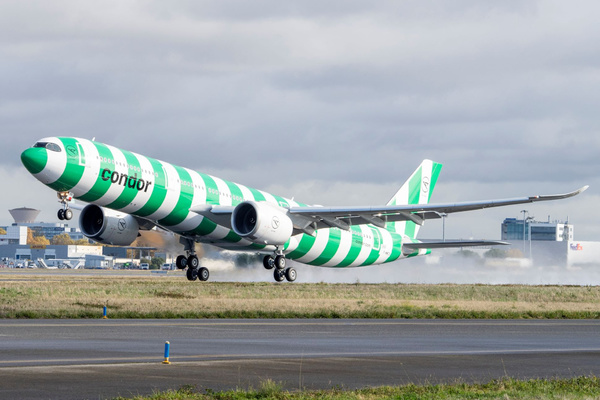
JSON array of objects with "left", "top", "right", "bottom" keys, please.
[{"left": 9, "top": 207, "right": 41, "bottom": 224}]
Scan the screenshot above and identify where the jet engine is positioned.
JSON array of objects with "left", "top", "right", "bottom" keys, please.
[
  {"left": 231, "top": 201, "right": 293, "bottom": 245},
  {"left": 79, "top": 204, "right": 139, "bottom": 246}
]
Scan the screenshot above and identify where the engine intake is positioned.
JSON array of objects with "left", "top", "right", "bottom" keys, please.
[
  {"left": 79, "top": 204, "right": 139, "bottom": 246},
  {"left": 232, "top": 201, "right": 293, "bottom": 245}
]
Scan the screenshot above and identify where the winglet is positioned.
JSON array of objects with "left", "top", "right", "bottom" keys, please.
[{"left": 530, "top": 185, "right": 589, "bottom": 202}]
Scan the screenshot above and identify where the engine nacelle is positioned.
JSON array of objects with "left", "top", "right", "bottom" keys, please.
[
  {"left": 231, "top": 201, "right": 293, "bottom": 245},
  {"left": 79, "top": 204, "right": 139, "bottom": 246}
]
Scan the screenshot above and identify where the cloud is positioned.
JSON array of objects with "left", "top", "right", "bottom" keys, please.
[{"left": 0, "top": 0, "right": 597, "bottom": 243}]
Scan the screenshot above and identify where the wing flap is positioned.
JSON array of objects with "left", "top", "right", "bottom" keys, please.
[{"left": 403, "top": 240, "right": 509, "bottom": 250}]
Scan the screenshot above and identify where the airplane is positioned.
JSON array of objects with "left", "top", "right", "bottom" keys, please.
[{"left": 21, "top": 137, "right": 587, "bottom": 282}]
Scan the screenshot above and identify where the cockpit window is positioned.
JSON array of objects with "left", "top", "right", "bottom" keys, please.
[{"left": 33, "top": 142, "right": 61, "bottom": 152}]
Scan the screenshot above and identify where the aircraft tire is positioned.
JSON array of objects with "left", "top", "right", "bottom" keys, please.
[
  {"left": 285, "top": 267, "right": 296, "bottom": 282},
  {"left": 274, "top": 269, "right": 285, "bottom": 282},
  {"left": 263, "top": 255, "right": 275, "bottom": 270},
  {"left": 57, "top": 209, "right": 65, "bottom": 220},
  {"left": 64, "top": 209, "right": 73, "bottom": 220},
  {"left": 274, "top": 255, "right": 286, "bottom": 270},
  {"left": 188, "top": 255, "right": 199, "bottom": 269},
  {"left": 198, "top": 267, "right": 209, "bottom": 281},
  {"left": 186, "top": 267, "right": 198, "bottom": 281},
  {"left": 176, "top": 255, "right": 187, "bottom": 269}
]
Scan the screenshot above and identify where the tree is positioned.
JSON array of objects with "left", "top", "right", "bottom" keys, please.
[
  {"left": 0, "top": 227, "right": 6, "bottom": 235},
  {"left": 484, "top": 248, "right": 508, "bottom": 259},
  {"left": 29, "top": 235, "right": 50, "bottom": 246},
  {"left": 150, "top": 257, "right": 165, "bottom": 270},
  {"left": 27, "top": 228, "right": 49, "bottom": 246},
  {"left": 50, "top": 233, "right": 75, "bottom": 245}
]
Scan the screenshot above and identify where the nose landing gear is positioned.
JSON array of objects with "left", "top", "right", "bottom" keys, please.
[{"left": 57, "top": 192, "right": 74, "bottom": 221}]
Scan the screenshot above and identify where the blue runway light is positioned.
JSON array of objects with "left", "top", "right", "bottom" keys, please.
[{"left": 163, "top": 341, "right": 171, "bottom": 364}]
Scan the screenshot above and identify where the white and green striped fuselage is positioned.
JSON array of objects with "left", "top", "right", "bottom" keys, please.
[{"left": 22, "top": 137, "right": 437, "bottom": 268}]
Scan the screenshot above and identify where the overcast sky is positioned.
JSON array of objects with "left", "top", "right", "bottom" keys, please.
[{"left": 1, "top": 0, "right": 598, "bottom": 242}]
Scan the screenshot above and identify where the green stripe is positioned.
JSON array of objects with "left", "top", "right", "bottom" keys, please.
[
  {"left": 385, "top": 233, "right": 405, "bottom": 262},
  {"left": 135, "top": 158, "right": 168, "bottom": 217},
  {"left": 428, "top": 162, "right": 442, "bottom": 202},
  {"left": 286, "top": 233, "right": 317, "bottom": 260},
  {"left": 248, "top": 187, "right": 266, "bottom": 202},
  {"left": 158, "top": 165, "right": 193, "bottom": 226},
  {"left": 336, "top": 226, "right": 363, "bottom": 267},
  {"left": 404, "top": 167, "right": 422, "bottom": 239},
  {"left": 272, "top": 195, "right": 289, "bottom": 208},
  {"left": 225, "top": 181, "right": 245, "bottom": 205},
  {"left": 223, "top": 230, "right": 242, "bottom": 243},
  {"left": 308, "top": 228, "right": 341, "bottom": 266},
  {"left": 106, "top": 149, "right": 141, "bottom": 210},
  {"left": 200, "top": 173, "right": 219, "bottom": 205},
  {"left": 49, "top": 138, "right": 85, "bottom": 192},
  {"left": 190, "top": 217, "right": 218, "bottom": 236},
  {"left": 361, "top": 227, "right": 382, "bottom": 266},
  {"left": 78, "top": 143, "right": 114, "bottom": 203}
]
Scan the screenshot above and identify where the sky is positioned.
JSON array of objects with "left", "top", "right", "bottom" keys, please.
[{"left": 1, "top": 0, "right": 598, "bottom": 243}]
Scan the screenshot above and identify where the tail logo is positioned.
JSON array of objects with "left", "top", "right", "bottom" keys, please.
[{"left": 422, "top": 177, "right": 430, "bottom": 194}]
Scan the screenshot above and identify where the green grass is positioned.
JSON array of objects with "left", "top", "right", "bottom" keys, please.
[
  {"left": 114, "top": 377, "right": 600, "bottom": 400},
  {"left": 1, "top": 272, "right": 600, "bottom": 319}
]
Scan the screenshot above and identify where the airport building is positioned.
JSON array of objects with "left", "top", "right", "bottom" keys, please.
[
  {"left": 501, "top": 218, "right": 574, "bottom": 242},
  {"left": 500, "top": 216, "right": 598, "bottom": 267},
  {"left": 1, "top": 207, "right": 85, "bottom": 244}
]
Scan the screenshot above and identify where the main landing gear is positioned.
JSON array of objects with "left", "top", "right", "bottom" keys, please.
[
  {"left": 176, "top": 237, "right": 209, "bottom": 282},
  {"left": 57, "top": 192, "right": 73, "bottom": 221},
  {"left": 263, "top": 254, "right": 296, "bottom": 282}
]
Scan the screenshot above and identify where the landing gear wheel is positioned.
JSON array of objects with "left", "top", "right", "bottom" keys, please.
[
  {"left": 176, "top": 255, "right": 187, "bottom": 269},
  {"left": 198, "top": 267, "right": 209, "bottom": 281},
  {"left": 57, "top": 209, "right": 65, "bottom": 220},
  {"left": 274, "top": 255, "right": 286, "bottom": 270},
  {"left": 186, "top": 267, "right": 198, "bottom": 281},
  {"left": 188, "top": 255, "right": 199, "bottom": 269},
  {"left": 274, "top": 268, "right": 285, "bottom": 282},
  {"left": 263, "top": 255, "right": 275, "bottom": 270},
  {"left": 285, "top": 267, "right": 297, "bottom": 282},
  {"left": 64, "top": 209, "right": 73, "bottom": 221}
]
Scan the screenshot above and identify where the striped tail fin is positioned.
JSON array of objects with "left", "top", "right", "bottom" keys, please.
[{"left": 385, "top": 159, "right": 443, "bottom": 239}]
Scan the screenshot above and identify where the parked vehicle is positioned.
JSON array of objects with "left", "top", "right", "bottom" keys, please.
[{"left": 140, "top": 263, "right": 149, "bottom": 270}]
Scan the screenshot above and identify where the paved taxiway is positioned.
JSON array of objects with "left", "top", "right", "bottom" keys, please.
[{"left": 1, "top": 319, "right": 600, "bottom": 399}]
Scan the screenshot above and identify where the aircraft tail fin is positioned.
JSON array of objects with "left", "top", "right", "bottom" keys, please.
[{"left": 385, "top": 159, "right": 443, "bottom": 239}]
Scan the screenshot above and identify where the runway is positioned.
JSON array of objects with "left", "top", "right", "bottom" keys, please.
[{"left": 1, "top": 319, "right": 600, "bottom": 399}]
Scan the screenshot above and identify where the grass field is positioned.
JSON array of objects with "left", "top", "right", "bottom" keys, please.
[
  {"left": 116, "top": 377, "right": 600, "bottom": 400},
  {"left": 1, "top": 270, "right": 600, "bottom": 319}
]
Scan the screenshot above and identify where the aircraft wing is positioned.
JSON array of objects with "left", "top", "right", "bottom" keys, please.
[
  {"left": 286, "top": 186, "right": 588, "bottom": 233},
  {"left": 403, "top": 240, "right": 509, "bottom": 250},
  {"left": 188, "top": 186, "right": 586, "bottom": 236}
]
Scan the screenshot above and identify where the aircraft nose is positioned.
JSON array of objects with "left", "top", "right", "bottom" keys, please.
[{"left": 21, "top": 147, "right": 48, "bottom": 175}]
